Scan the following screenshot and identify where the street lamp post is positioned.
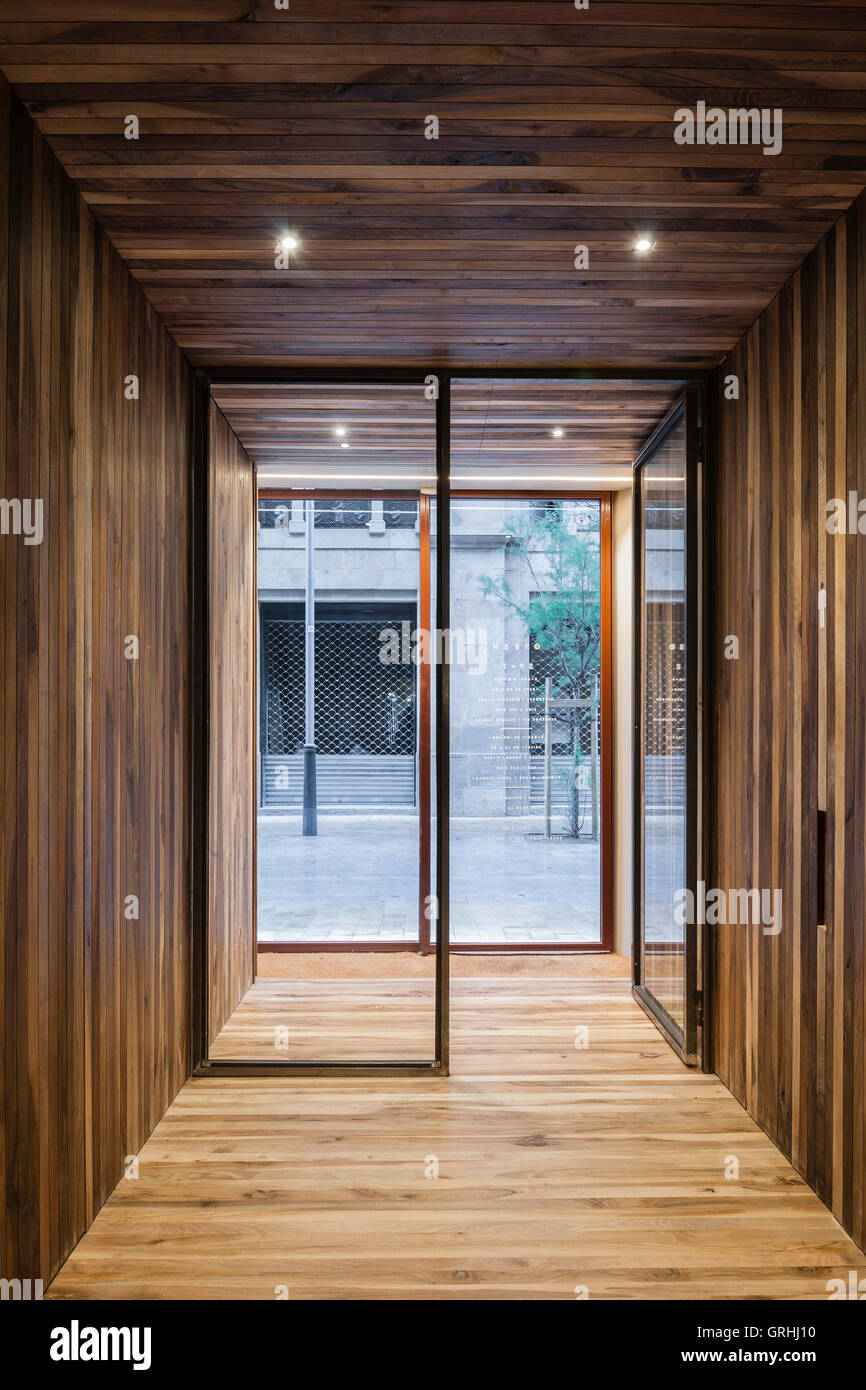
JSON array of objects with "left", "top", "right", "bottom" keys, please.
[{"left": 302, "top": 498, "right": 317, "bottom": 836}]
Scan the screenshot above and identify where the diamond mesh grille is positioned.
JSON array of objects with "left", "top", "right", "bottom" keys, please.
[{"left": 261, "top": 618, "right": 416, "bottom": 756}]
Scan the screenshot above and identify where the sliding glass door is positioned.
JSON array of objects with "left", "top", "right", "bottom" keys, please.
[{"left": 633, "top": 391, "right": 704, "bottom": 1064}]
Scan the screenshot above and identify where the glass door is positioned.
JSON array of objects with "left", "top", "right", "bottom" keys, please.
[
  {"left": 202, "top": 378, "right": 443, "bottom": 1072},
  {"left": 633, "top": 390, "right": 704, "bottom": 1064}
]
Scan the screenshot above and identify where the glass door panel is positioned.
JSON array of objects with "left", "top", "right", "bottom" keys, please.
[
  {"left": 257, "top": 496, "right": 424, "bottom": 949},
  {"left": 633, "top": 391, "right": 703, "bottom": 1063},
  {"left": 207, "top": 380, "right": 440, "bottom": 1067}
]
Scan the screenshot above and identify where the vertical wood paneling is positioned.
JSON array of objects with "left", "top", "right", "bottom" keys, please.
[
  {"left": 711, "top": 188, "right": 866, "bottom": 1253},
  {"left": 207, "top": 401, "right": 256, "bottom": 1042},
  {"left": 0, "top": 80, "right": 193, "bottom": 1286}
]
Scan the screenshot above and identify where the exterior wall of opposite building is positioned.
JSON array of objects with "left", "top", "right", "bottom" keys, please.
[{"left": 257, "top": 500, "right": 616, "bottom": 819}]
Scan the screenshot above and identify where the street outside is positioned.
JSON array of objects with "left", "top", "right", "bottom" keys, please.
[{"left": 257, "top": 812, "right": 603, "bottom": 945}]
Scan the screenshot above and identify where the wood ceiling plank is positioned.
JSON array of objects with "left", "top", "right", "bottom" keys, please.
[
  {"left": 4, "top": 2, "right": 863, "bottom": 368},
  {"left": 211, "top": 379, "right": 681, "bottom": 476}
]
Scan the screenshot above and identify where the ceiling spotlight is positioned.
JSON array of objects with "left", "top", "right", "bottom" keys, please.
[
  {"left": 334, "top": 426, "right": 347, "bottom": 437},
  {"left": 552, "top": 427, "right": 564, "bottom": 438},
  {"left": 634, "top": 236, "right": 655, "bottom": 253},
  {"left": 340, "top": 441, "right": 350, "bottom": 449},
  {"left": 279, "top": 235, "right": 299, "bottom": 251}
]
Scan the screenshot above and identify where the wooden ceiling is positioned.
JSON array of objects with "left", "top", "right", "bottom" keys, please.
[
  {"left": 3, "top": 2, "right": 866, "bottom": 369},
  {"left": 213, "top": 378, "right": 682, "bottom": 484}
]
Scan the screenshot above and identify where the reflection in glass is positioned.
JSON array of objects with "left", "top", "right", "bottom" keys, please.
[{"left": 639, "top": 420, "right": 687, "bottom": 1030}]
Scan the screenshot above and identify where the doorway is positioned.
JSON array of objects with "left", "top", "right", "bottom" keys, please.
[
  {"left": 195, "top": 371, "right": 703, "bottom": 1076},
  {"left": 256, "top": 487, "right": 612, "bottom": 956}
]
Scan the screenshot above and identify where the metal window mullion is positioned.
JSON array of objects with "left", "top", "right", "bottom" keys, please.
[{"left": 435, "top": 377, "right": 450, "bottom": 1074}]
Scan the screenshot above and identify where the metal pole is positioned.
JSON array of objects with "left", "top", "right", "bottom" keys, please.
[
  {"left": 544, "top": 676, "right": 552, "bottom": 839},
  {"left": 302, "top": 498, "right": 317, "bottom": 836}
]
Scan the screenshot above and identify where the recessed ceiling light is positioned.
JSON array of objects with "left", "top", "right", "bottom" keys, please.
[
  {"left": 279, "top": 235, "right": 299, "bottom": 251},
  {"left": 552, "top": 428, "right": 564, "bottom": 438},
  {"left": 634, "top": 236, "right": 655, "bottom": 253},
  {"left": 334, "top": 426, "right": 347, "bottom": 437},
  {"left": 340, "top": 441, "right": 350, "bottom": 449}
]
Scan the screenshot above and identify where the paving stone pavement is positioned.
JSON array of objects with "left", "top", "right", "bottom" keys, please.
[{"left": 257, "top": 813, "right": 613, "bottom": 945}]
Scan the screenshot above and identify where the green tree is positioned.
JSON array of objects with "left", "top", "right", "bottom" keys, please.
[{"left": 478, "top": 505, "right": 601, "bottom": 837}]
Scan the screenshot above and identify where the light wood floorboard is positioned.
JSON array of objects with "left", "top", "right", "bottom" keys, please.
[{"left": 48, "top": 980, "right": 864, "bottom": 1300}]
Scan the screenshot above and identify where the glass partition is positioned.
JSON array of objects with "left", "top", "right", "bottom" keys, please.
[{"left": 633, "top": 393, "right": 702, "bottom": 1063}]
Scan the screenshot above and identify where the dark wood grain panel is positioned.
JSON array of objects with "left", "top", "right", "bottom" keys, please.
[
  {"left": 207, "top": 400, "right": 256, "bottom": 1043},
  {"left": 0, "top": 77, "right": 193, "bottom": 1286},
  {"left": 2, "top": 2, "right": 866, "bottom": 369},
  {"left": 709, "top": 186, "right": 866, "bottom": 1252}
]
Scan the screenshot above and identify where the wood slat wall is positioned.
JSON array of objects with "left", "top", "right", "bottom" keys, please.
[
  {"left": 0, "top": 78, "right": 194, "bottom": 1285},
  {"left": 207, "top": 399, "right": 256, "bottom": 1043},
  {"left": 710, "top": 186, "right": 866, "bottom": 1251}
]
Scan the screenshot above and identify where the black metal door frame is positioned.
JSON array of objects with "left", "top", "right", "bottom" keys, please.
[
  {"left": 631, "top": 386, "right": 707, "bottom": 1068},
  {"left": 191, "top": 369, "right": 450, "bottom": 1076}
]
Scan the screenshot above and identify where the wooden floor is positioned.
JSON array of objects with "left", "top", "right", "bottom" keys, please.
[
  {"left": 255, "top": 949, "right": 632, "bottom": 978},
  {"left": 49, "top": 980, "right": 864, "bottom": 1300},
  {"left": 209, "top": 977, "right": 436, "bottom": 1062}
]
